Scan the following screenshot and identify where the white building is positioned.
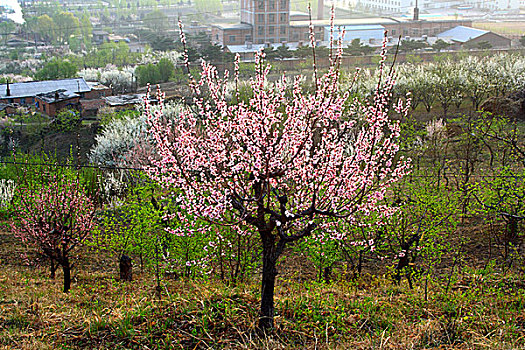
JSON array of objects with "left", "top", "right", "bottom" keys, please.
[
  {"left": 356, "top": 0, "right": 519, "bottom": 13},
  {"left": 463, "top": 0, "right": 520, "bottom": 10},
  {"left": 324, "top": 24, "right": 385, "bottom": 44},
  {"left": 355, "top": 0, "right": 432, "bottom": 14}
]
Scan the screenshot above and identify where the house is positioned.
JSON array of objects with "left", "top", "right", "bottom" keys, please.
[
  {"left": 85, "top": 82, "right": 112, "bottom": 99},
  {"left": 212, "top": 23, "right": 253, "bottom": 47},
  {"left": 0, "top": 103, "right": 17, "bottom": 116},
  {"left": 104, "top": 94, "right": 157, "bottom": 110},
  {"left": 80, "top": 99, "right": 106, "bottom": 118},
  {"left": 0, "top": 78, "right": 111, "bottom": 117},
  {"left": 324, "top": 24, "right": 385, "bottom": 45},
  {"left": 436, "top": 26, "right": 511, "bottom": 49},
  {"left": 108, "top": 34, "right": 129, "bottom": 43},
  {"left": 35, "top": 90, "right": 80, "bottom": 117},
  {"left": 0, "top": 78, "right": 91, "bottom": 106},
  {"left": 92, "top": 30, "right": 109, "bottom": 45},
  {"left": 128, "top": 42, "right": 147, "bottom": 53}
]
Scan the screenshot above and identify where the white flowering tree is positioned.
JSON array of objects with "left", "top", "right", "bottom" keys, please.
[{"left": 79, "top": 66, "right": 136, "bottom": 93}]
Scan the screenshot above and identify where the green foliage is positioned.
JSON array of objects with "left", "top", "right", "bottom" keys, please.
[
  {"left": 264, "top": 44, "right": 293, "bottom": 60},
  {"left": 0, "top": 21, "right": 15, "bottom": 45},
  {"left": 470, "top": 166, "right": 525, "bottom": 259},
  {"left": 51, "top": 109, "right": 81, "bottom": 132},
  {"left": 344, "top": 38, "right": 374, "bottom": 56},
  {"left": 294, "top": 46, "right": 313, "bottom": 59},
  {"left": 53, "top": 11, "right": 80, "bottom": 44},
  {"left": 475, "top": 41, "right": 492, "bottom": 50},
  {"left": 296, "top": 234, "right": 342, "bottom": 283},
  {"left": 135, "top": 58, "right": 177, "bottom": 85},
  {"left": 67, "top": 42, "right": 139, "bottom": 68},
  {"left": 12, "top": 109, "right": 49, "bottom": 136},
  {"left": 157, "top": 58, "right": 175, "bottom": 82},
  {"left": 432, "top": 39, "right": 452, "bottom": 52},
  {"left": 135, "top": 63, "right": 162, "bottom": 85},
  {"left": 398, "top": 39, "right": 428, "bottom": 53},
  {"left": 0, "top": 152, "right": 101, "bottom": 202},
  {"left": 143, "top": 10, "right": 168, "bottom": 33},
  {"left": 199, "top": 43, "right": 234, "bottom": 63},
  {"left": 92, "top": 180, "right": 210, "bottom": 279},
  {"left": 35, "top": 59, "right": 78, "bottom": 81},
  {"left": 138, "top": 30, "right": 177, "bottom": 52},
  {"left": 36, "top": 14, "right": 57, "bottom": 43},
  {"left": 98, "top": 108, "right": 141, "bottom": 128}
]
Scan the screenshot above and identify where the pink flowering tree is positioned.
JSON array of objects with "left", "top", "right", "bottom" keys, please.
[
  {"left": 144, "top": 21, "right": 410, "bottom": 331},
  {"left": 11, "top": 177, "right": 96, "bottom": 293}
]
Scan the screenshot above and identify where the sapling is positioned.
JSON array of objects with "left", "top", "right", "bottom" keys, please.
[{"left": 11, "top": 176, "right": 95, "bottom": 292}]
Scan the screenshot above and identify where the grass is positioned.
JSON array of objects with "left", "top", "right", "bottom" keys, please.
[{"left": 1, "top": 231, "right": 525, "bottom": 349}]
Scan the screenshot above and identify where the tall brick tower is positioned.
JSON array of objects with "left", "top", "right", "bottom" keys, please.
[{"left": 240, "top": 0, "right": 290, "bottom": 44}]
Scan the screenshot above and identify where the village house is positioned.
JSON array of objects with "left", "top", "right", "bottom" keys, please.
[
  {"left": 436, "top": 26, "right": 512, "bottom": 49},
  {"left": 35, "top": 90, "right": 81, "bottom": 118},
  {"left": 104, "top": 94, "right": 157, "bottom": 110},
  {"left": 0, "top": 78, "right": 111, "bottom": 117},
  {"left": 0, "top": 78, "right": 91, "bottom": 106}
]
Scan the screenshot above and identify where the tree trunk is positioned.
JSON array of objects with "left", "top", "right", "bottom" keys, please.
[
  {"left": 259, "top": 249, "right": 277, "bottom": 332},
  {"left": 119, "top": 254, "right": 133, "bottom": 281},
  {"left": 508, "top": 217, "right": 518, "bottom": 245},
  {"left": 50, "top": 259, "right": 57, "bottom": 279},
  {"left": 258, "top": 232, "right": 279, "bottom": 333},
  {"left": 62, "top": 258, "right": 71, "bottom": 293},
  {"left": 323, "top": 266, "right": 331, "bottom": 284}
]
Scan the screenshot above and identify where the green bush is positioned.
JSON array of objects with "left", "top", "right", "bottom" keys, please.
[{"left": 51, "top": 109, "right": 81, "bottom": 132}]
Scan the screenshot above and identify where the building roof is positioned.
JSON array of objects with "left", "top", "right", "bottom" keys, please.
[
  {"left": 226, "top": 42, "right": 302, "bottom": 54},
  {"left": 290, "top": 17, "right": 398, "bottom": 28},
  {"left": 391, "top": 15, "right": 467, "bottom": 22},
  {"left": 104, "top": 94, "right": 157, "bottom": 107},
  {"left": 0, "top": 78, "right": 91, "bottom": 99},
  {"left": 36, "top": 89, "right": 80, "bottom": 104},
  {"left": 212, "top": 23, "right": 252, "bottom": 30},
  {"left": 87, "top": 81, "right": 110, "bottom": 90},
  {"left": 327, "top": 24, "right": 385, "bottom": 31},
  {"left": 436, "top": 26, "right": 488, "bottom": 42},
  {"left": 0, "top": 103, "right": 13, "bottom": 112},
  {"left": 324, "top": 24, "right": 385, "bottom": 43},
  {"left": 289, "top": 11, "right": 309, "bottom": 19}
]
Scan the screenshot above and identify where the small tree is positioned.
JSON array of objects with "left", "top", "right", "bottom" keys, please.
[
  {"left": 157, "top": 58, "right": 175, "bottom": 82},
  {"left": 398, "top": 39, "right": 428, "bottom": 53},
  {"left": 432, "top": 39, "right": 451, "bottom": 52},
  {"left": 476, "top": 41, "right": 492, "bottom": 50},
  {"left": 136, "top": 63, "right": 161, "bottom": 86},
  {"left": 344, "top": 38, "right": 374, "bottom": 56},
  {"left": 11, "top": 176, "right": 96, "bottom": 293},
  {"left": 35, "top": 59, "right": 78, "bottom": 81},
  {"left": 144, "top": 24, "right": 410, "bottom": 331}
]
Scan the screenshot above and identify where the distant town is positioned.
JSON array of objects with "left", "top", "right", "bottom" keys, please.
[{"left": 0, "top": 0, "right": 524, "bottom": 118}]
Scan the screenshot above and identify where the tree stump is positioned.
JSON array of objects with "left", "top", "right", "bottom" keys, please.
[{"left": 119, "top": 255, "right": 133, "bottom": 281}]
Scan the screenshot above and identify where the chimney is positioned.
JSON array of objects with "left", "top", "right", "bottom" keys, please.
[
  {"left": 413, "top": 0, "right": 420, "bottom": 21},
  {"left": 317, "top": 0, "right": 324, "bottom": 20},
  {"left": 6, "top": 80, "right": 10, "bottom": 97},
  {"left": 55, "top": 91, "right": 60, "bottom": 100}
]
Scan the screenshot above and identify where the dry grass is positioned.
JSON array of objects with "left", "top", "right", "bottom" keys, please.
[{"left": 1, "top": 235, "right": 525, "bottom": 349}]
